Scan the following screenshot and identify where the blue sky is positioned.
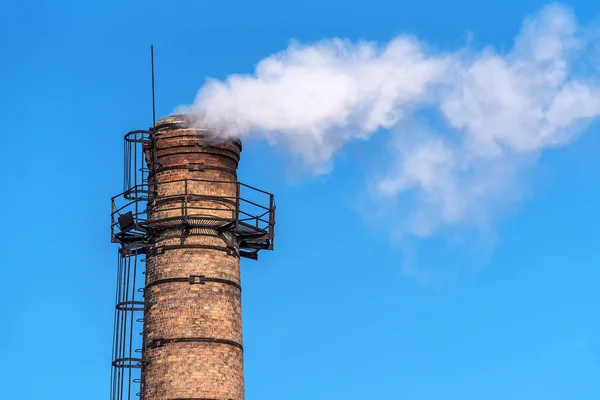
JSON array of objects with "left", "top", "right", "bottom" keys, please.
[{"left": 2, "top": 0, "right": 600, "bottom": 399}]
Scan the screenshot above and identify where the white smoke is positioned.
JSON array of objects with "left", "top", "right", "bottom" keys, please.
[
  {"left": 178, "top": 3, "right": 600, "bottom": 238},
  {"left": 178, "top": 36, "right": 456, "bottom": 173}
]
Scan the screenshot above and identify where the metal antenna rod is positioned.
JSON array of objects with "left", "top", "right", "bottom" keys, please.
[{"left": 151, "top": 45, "right": 156, "bottom": 128}]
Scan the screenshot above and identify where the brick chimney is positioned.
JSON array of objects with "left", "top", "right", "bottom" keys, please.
[{"left": 142, "top": 115, "right": 245, "bottom": 399}]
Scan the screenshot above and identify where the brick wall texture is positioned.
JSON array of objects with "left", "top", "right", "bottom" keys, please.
[{"left": 142, "top": 115, "right": 245, "bottom": 400}]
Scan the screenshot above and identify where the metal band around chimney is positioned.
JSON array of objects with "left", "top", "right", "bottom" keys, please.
[
  {"left": 170, "top": 398, "right": 234, "bottom": 400},
  {"left": 152, "top": 131, "right": 242, "bottom": 162},
  {"left": 147, "top": 244, "right": 239, "bottom": 258},
  {"left": 145, "top": 275, "right": 241, "bottom": 292},
  {"left": 147, "top": 337, "right": 243, "bottom": 351},
  {"left": 151, "top": 144, "right": 241, "bottom": 163},
  {"left": 149, "top": 193, "right": 237, "bottom": 208},
  {"left": 150, "top": 163, "right": 238, "bottom": 176},
  {"left": 170, "top": 398, "right": 233, "bottom": 400}
]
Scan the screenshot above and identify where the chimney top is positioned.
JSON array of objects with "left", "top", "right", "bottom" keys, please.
[
  {"left": 154, "top": 114, "right": 196, "bottom": 128},
  {"left": 153, "top": 114, "right": 242, "bottom": 150}
]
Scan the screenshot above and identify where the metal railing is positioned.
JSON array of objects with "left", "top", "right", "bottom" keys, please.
[
  {"left": 111, "top": 178, "right": 275, "bottom": 249},
  {"left": 123, "top": 130, "right": 151, "bottom": 195}
]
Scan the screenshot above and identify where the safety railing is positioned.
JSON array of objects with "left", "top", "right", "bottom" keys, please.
[
  {"left": 123, "top": 130, "right": 151, "bottom": 196},
  {"left": 111, "top": 178, "right": 275, "bottom": 253}
]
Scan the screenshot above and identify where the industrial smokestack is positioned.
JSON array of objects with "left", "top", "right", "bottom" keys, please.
[{"left": 110, "top": 115, "right": 275, "bottom": 399}]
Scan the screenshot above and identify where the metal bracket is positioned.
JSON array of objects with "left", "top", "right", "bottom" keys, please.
[
  {"left": 187, "top": 162, "right": 205, "bottom": 171},
  {"left": 188, "top": 275, "right": 206, "bottom": 285},
  {"left": 147, "top": 337, "right": 243, "bottom": 351},
  {"left": 144, "top": 275, "right": 241, "bottom": 291},
  {"left": 171, "top": 398, "right": 232, "bottom": 400}
]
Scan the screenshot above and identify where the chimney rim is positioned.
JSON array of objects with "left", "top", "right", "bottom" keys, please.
[{"left": 154, "top": 114, "right": 242, "bottom": 149}]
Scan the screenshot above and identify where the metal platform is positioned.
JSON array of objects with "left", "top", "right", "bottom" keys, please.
[{"left": 111, "top": 178, "right": 275, "bottom": 259}]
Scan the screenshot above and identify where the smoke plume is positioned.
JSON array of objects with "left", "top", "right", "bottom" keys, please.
[{"left": 177, "top": 3, "right": 600, "bottom": 239}]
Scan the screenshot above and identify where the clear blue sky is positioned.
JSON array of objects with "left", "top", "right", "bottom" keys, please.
[{"left": 2, "top": 0, "right": 600, "bottom": 399}]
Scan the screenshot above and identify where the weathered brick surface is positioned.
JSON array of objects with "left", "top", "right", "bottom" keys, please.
[{"left": 142, "top": 115, "right": 245, "bottom": 400}]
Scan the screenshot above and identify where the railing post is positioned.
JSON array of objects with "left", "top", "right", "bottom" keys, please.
[
  {"left": 111, "top": 199, "right": 115, "bottom": 241},
  {"left": 269, "top": 195, "right": 275, "bottom": 242},
  {"left": 235, "top": 183, "right": 240, "bottom": 231}
]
